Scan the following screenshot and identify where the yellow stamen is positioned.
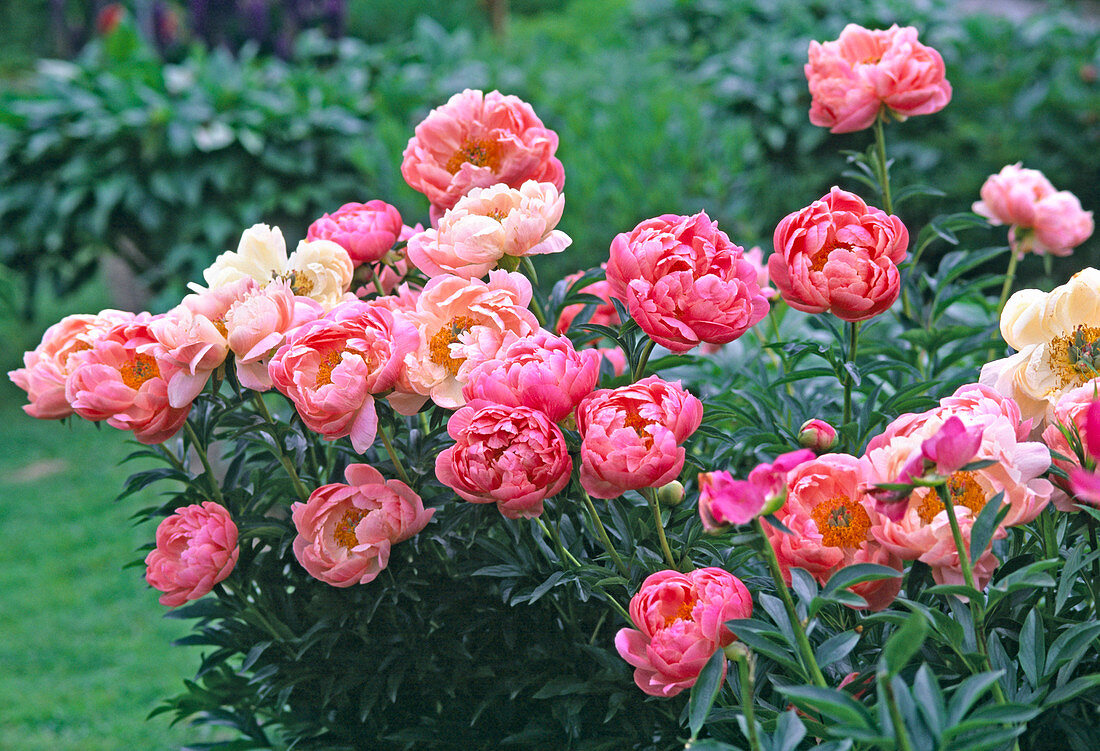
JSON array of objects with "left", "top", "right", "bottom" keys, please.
[
  {"left": 429, "top": 316, "right": 477, "bottom": 375},
  {"left": 285, "top": 270, "right": 314, "bottom": 297},
  {"left": 315, "top": 346, "right": 365, "bottom": 388},
  {"left": 333, "top": 508, "right": 368, "bottom": 550},
  {"left": 810, "top": 494, "right": 871, "bottom": 548},
  {"left": 1048, "top": 324, "right": 1100, "bottom": 391},
  {"left": 916, "top": 471, "right": 987, "bottom": 524},
  {"left": 663, "top": 598, "right": 696, "bottom": 628},
  {"left": 445, "top": 138, "right": 502, "bottom": 174},
  {"left": 120, "top": 353, "right": 160, "bottom": 390}
]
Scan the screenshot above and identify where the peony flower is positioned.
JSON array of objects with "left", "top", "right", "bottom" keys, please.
[
  {"left": 1042, "top": 380, "right": 1100, "bottom": 510},
  {"left": 769, "top": 187, "right": 909, "bottom": 321},
  {"left": 199, "top": 223, "right": 290, "bottom": 291},
  {"left": 307, "top": 200, "right": 405, "bottom": 266},
  {"left": 64, "top": 314, "right": 191, "bottom": 444},
  {"left": 806, "top": 23, "right": 951, "bottom": 134},
  {"left": 765, "top": 453, "right": 902, "bottom": 611},
  {"left": 606, "top": 212, "right": 769, "bottom": 353},
  {"left": 981, "top": 268, "right": 1100, "bottom": 426},
  {"left": 291, "top": 464, "right": 433, "bottom": 587},
  {"left": 435, "top": 401, "right": 572, "bottom": 519},
  {"left": 798, "top": 418, "right": 838, "bottom": 452},
  {"left": 269, "top": 300, "right": 420, "bottom": 453},
  {"left": 615, "top": 568, "right": 752, "bottom": 697},
  {"left": 284, "top": 239, "right": 356, "bottom": 311},
  {"left": 919, "top": 415, "right": 983, "bottom": 476},
  {"left": 400, "top": 89, "right": 565, "bottom": 219},
  {"left": 9, "top": 309, "right": 134, "bottom": 420},
  {"left": 407, "top": 180, "right": 571, "bottom": 279},
  {"left": 461, "top": 329, "right": 601, "bottom": 423},
  {"left": 973, "top": 164, "right": 1093, "bottom": 257},
  {"left": 576, "top": 376, "right": 703, "bottom": 499},
  {"left": 149, "top": 304, "right": 231, "bottom": 408},
  {"left": 698, "top": 471, "right": 766, "bottom": 530},
  {"left": 144, "top": 501, "right": 238, "bottom": 607},
  {"left": 397, "top": 270, "right": 539, "bottom": 411}
]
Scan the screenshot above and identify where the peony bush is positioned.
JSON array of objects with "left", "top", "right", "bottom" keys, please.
[{"left": 10, "top": 20, "right": 1100, "bottom": 751}]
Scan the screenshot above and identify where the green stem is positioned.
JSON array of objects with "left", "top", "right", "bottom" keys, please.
[
  {"left": 536, "top": 516, "right": 581, "bottom": 568},
  {"left": 643, "top": 487, "right": 678, "bottom": 570},
  {"left": 633, "top": 339, "right": 657, "bottom": 382},
  {"left": 368, "top": 264, "right": 386, "bottom": 297},
  {"left": 752, "top": 518, "right": 827, "bottom": 687},
  {"left": 251, "top": 394, "right": 310, "bottom": 502},
  {"left": 873, "top": 115, "right": 893, "bottom": 216},
  {"left": 997, "top": 248, "right": 1021, "bottom": 315},
  {"left": 733, "top": 649, "right": 762, "bottom": 751},
  {"left": 581, "top": 488, "right": 630, "bottom": 579},
  {"left": 882, "top": 674, "right": 915, "bottom": 751},
  {"left": 376, "top": 420, "right": 412, "bottom": 486},
  {"left": 183, "top": 421, "right": 224, "bottom": 505},
  {"left": 842, "top": 321, "right": 861, "bottom": 429}
]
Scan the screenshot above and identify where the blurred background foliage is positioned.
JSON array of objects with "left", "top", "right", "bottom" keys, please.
[{"left": 0, "top": 0, "right": 1097, "bottom": 331}]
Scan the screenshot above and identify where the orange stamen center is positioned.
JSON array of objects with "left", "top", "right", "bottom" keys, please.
[
  {"left": 622, "top": 406, "right": 655, "bottom": 448},
  {"left": 810, "top": 495, "right": 871, "bottom": 548},
  {"left": 663, "top": 598, "right": 696, "bottom": 628},
  {"left": 445, "top": 138, "right": 502, "bottom": 174},
  {"left": 429, "top": 316, "right": 477, "bottom": 375},
  {"left": 916, "top": 471, "right": 987, "bottom": 524},
  {"left": 120, "top": 353, "right": 160, "bottom": 390},
  {"left": 809, "top": 238, "right": 853, "bottom": 273},
  {"left": 333, "top": 508, "right": 368, "bottom": 550},
  {"left": 315, "top": 346, "right": 365, "bottom": 388},
  {"left": 1048, "top": 324, "right": 1100, "bottom": 391},
  {"left": 212, "top": 317, "right": 228, "bottom": 338}
]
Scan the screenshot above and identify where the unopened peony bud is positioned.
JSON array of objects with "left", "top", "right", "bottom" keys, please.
[
  {"left": 798, "top": 419, "right": 837, "bottom": 452},
  {"left": 658, "top": 480, "right": 685, "bottom": 506}
]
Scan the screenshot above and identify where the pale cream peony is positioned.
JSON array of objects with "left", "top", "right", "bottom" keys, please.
[
  {"left": 194, "top": 224, "right": 354, "bottom": 311},
  {"left": 981, "top": 268, "right": 1100, "bottom": 426}
]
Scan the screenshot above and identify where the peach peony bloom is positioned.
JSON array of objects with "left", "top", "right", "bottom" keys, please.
[
  {"left": 398, "top": 270, "right": 539, "bottom": 411},
  {"left": 435, "top": 400, "right": 572, "bottom": 519},
  {"left": 606, "top": 212, "right": 769, "bottom": 353},
  {"left": 576, "top": 376, "right": 703, "bottom": 499},
  {"left": 291, "top": 464, "right": 433, "bottom": 587},
  {"left": 981, "top": 268, "right": 1100, "bottom": 426},
  {"left": 224, "top": 280, "right": 324, "bottom": 391},
  {"left": 145, "top": 501, "right": 238, "bottom": 607},
  {"left": 64, "top": 314, "right": 191, "bottom": 444},
  {"left": 307, "top": 200, "right": 404, "bottom": 266},
  {"left": 407, "top": 180, "right": 571, "bottom": 279},
  {"left": 9, "top": 309, "right": 134, "bottom": 420},
  {"left": 269, "top": 300, "right": 420, "bottom": 453},
  {"left": 766, "top": 454, "right": 902, "bottom": 611},
  {"left": 769, "top": 187, "right": 908, "bottom": 322},
  {"left": 615, "top": 568, "right": 752, "bottom": 697},
  {"left": 973, "top": 164, "right": 1094, "bottom": 257},
  {"left": 1042, "top": 379, "right": 1100, "bottom": 511},
  {"left": 400, "top": 89, "right": 565, "bottom": 218},
  {"left": 150, "top": 304, "right": 232, "bottom": 408},
  {"left": 461, "top": 329, "right": 601, "bottom": 423},
  {"left": 806, "top": 24, "right": 951, "bottom": 133}
]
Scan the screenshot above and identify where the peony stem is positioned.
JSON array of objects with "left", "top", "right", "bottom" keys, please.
[
  {"left": 732, "top": 648, "right": 762, "bottom": 751},
  {"left": 536, "top": 516, "right": 581, "bottom": 568},
  {"left": 368, "top": 265, "right": 386, "bottom": 297},
  {"left": 873, "top": 115, "right": 893, "bottom": 216},
  {"left": 251, "top": 393, "right": 310, "bottom": 502},
  {"left": 642, "top": 486, "right": 678, "bottom": 570},
  {"left": 580, "top": 487, "right": 630, "bottom": 579},
  {"left": 633, "top": 339, "right": 656, "bottom": 382},
  {"left": 183, "top": 421, "right": 224, "bottom": 505},
  {"left": 375, "top": 419, "right": 412, "bottom": 487},
  {"left": 752, "top": 517, "right": 827, "bottom": 687},
  {"left": 841, "top": 320, "right": 861, "bottom": 429},
  {"left": 997, "top": 247, "right": 1020, "bottom": 315}
]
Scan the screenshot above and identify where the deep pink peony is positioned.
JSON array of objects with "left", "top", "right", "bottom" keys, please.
[
  {"left": 614, "top": 568, "right": 752, "bottom": 697},
  {"left": 698, "top": 471, "right": 766, "bottom": 530},
  {"left": 806, "top": 24, "right": 951, "bottom": 134},
  {"left": 576, "top": 376, "right": 703, "bottom": 499},
  {"left": 973, "top": 164, "right": 1094, "bottom": 257},
  {"left": 769, "top": 187, "right": 908, "bottom": 321},
  {"left": 64, "top": 314, "right": 191, "bottom": 444},
  {"left": 144, "top": 501, "right": 238, "bottom": 607},
  {"left": 461, "top": 329, "right": 601, "bottom": 423},
  {"left": 1043, "top": 380, "right": 1100, "bottom": 510},
  {"left": 435, "top": 400, "right": 572, "bottom": 519},
  {"left": 291, "top": 464, "right": 433, "bottom": 587},
  {"left": 400, "top": 89, "right": 565, "bottom": 219},
  {"left": 9, "top": 309, "right": 134, "bottom": 420},
  {"left": 307, "top": 200, "right": 405, "bottom": 266},
  {"left": 765, "top": 453, "right": 902, "bottom": 611},
  {"left": 268, "top": 300, "right": 419, "bottom": 453},
  {"left": 606, "top": 212, "right": 769, "bottom": 353}
]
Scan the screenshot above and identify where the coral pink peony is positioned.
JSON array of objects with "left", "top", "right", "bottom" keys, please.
[
  {"left": 307, "top": 200, "right": 404, "bottom": 266},
  {"left": 973, "top": 164, "right": 1094, "bottom": 257},
  {"left": 398, "top": 270, "right": 539, "bottom": 411},
  {"left": 1042, "top": 379, "right": 1100, "bottom": 510},
  {"left": 769, "top": 187, "right": 908, "bottom": 321},
  {"left": 461, "top": 329, "right": 601, "bottom": 423},
  {"left": 9, "top": 309, "right": 134, "bottom": 420},
  {"left": 606, "top": 212, "right": 769, "bottom": 353},
  {"left": 407, "top": 180, "right": 571, "bottom": 279},
  {"left": 806, "top": 24, "right": 951, "bottom": 133},
  {"left": 268, "top": 300, "right": 420, "bottom": 453},
  {"left": 400, "top": 89, "right": 565, "bottom": 219},
  {"left": 291, "top": 464, "right": 433, "bottom": 587},
  {"left": 576, "top": 376, "right": 703, "bottom": 499},
  {"left": 144, "top": 501, "right": 238, "bottom": 607},
  {"left": 766, "top": 454, "right": 902, "bottom": 611},
  {"left": 615, "top": 568, "right": 752, "bottom": 697},
  {"left": 64, "top": 314, "right": 191, "bottom": 444},
  {"left": 149, "top": 304, "right": 232, "bottom": 408},
  {"left": 435, "top": 401, "right": 572, "bottom": 519}
]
